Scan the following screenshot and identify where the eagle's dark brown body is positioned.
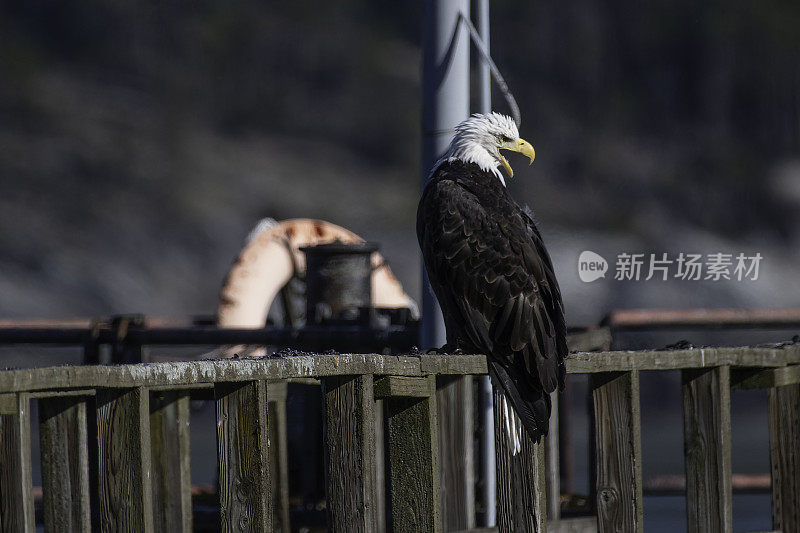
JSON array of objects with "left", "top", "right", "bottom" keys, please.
[{"left": 417, "top": 160, "right": 567, "bottom": 441}]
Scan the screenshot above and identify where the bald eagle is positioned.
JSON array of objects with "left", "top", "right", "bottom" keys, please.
[{"left": 417, "top": 112, "right": 566, "bottom": 448}]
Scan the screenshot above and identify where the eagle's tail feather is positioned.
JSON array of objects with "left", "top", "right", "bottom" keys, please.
[
  {"left": 501, "top": 394, "right": 523, "bottom": 455},
  {"left": 489, "top": 360, "right": 550, "bottom": 452}
]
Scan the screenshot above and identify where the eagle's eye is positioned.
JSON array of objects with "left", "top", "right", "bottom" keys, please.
[{"left": 499, "top": 134, "right": 511, "bottom": 143}]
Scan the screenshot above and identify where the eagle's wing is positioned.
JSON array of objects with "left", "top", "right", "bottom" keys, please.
[{"left": 417, "top": 177, "right": 566, "bottom": 438}]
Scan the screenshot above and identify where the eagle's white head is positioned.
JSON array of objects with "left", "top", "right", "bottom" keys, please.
[{"left": 437, "top": 112, "right": 535, "bottom": 186}]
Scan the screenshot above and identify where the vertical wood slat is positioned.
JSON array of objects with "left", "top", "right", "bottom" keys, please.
[
  {"left": 39, "top": 395, "right": 91, "bottom": 532},
  {"left": 322, "top": 375, "right": 377, "bottom": 532},
  {"left": 150, "top": 390, "right": 192, "bottom": 532},
  {"left": 546, "top": 390, "right": 561, "bottom": 521},
  {"left": 215, "top": 380, "right": 271, "bottom": 532},
  {"left": 267, "top": 381, "right": 290, "bottom": 533},
  {"left": 386, "top": 375, "right": 441, "bottom": 532},
  {"left": 375, "top": 398, "right": 386, "bottom": 533},
  {"left": 558, "top": 389, "right": 574, "bottom": 496},
  {"left": 96, "top": 387, "right": 153, "bottom": 533},
  {"left": 437, "top": 375, "right": 475, "bottom": 532},
  {"left": 682, "top": 366, "right": 733, "bottom": 533},
  {"left": 0, "top": 392, "right": 34, "bottom": 532},
  {"left": 591, "top": 371, "right": 642, "bottom": 533},
  {"left": 83, "top": 330, "right": 103, "bottom": 529},
  {"left": 769, "top": 382, "right": 800, "bottom": 532},
  {"left": 493, "top": 387, "right": 547, "bottom": 533}
]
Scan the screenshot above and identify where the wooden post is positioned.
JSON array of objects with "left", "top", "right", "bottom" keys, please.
[
  {"left": 384, "top": 375, "right": 441, "bottom": 532},
  {"left": 150, "top": 390, "right": 192, "bottom": 532},
  {"left": 493, "top": 387, "right": 546, "bottom": 533},
  {"left": 215, "top": 380, "right": 271, "bottom": 532},
  {"left": 82, "top": 323, "right": 103, "bottom": 528},
  {"left": 322, "top": 375, "right": 377, "bottom": 532},
  {"left": 95, "top": 387, "right": 153, "bottom": 532},
  {"left": 437, "top": 374, "right": 475, "bottom": 531},
  {"left": 769, "top": 382, "right": 800, "bottom": 532},
  {"left": 590, "top": 371, "right": 642, "bottom": 533},
  {"left": 375, "top": 398, "right": 387, "bottom": 533},
  {"left": 39, "top": 395, "right": 91, "bottom": 532},
  {"left": 558, "top": 388, "right": 573, "bottom": 496},
  {"left": 0, "top": 392, "right": 34, "bottom": 532},
  {"left": 681, "top": 366, "right": 732, "bottom": 533},
  {"left": 546, "top": 391, "right": 561, "bottom": 521},
  {"left": 267, "top": 381, "right": 290, "bottom": 533}
]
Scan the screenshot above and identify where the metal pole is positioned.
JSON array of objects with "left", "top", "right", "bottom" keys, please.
[
  {"left": 477, "top": 0, "right": 491, "bottom": 115},
  {"left": 475, "top": 0, "right": 496, "bottom": 526},
  {"left": 421, "top": 0, "right": 470, "bottom": 350},
  {"left": 421, "top": 4, "right": 474, "bottom": 530}
]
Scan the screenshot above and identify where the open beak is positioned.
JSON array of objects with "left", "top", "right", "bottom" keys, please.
[{"left": 498, "top": 138, "right": 535, "bottom": 178}]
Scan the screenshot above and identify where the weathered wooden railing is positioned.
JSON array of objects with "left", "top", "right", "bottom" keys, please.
[{"left": 0, "top": 345, "right": 798, "bottom": 532}]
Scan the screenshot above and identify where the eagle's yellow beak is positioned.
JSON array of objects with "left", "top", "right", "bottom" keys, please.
[{"left": 498, "top": 138, "right": 535, "bottom": 178}]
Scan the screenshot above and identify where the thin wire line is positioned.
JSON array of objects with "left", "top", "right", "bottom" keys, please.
[{"left": 458, "top": 12, "right": 522, "bottom": 127}]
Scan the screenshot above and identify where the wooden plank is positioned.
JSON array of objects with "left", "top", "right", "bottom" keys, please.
[
  {"left": 215, "top": 380, "right": 271, "bottom": 532},
  {"left": 0, "top": 347, "right": 799, "bottom": 393},
  {"left": 95, "top": 387, "right": 153, "bottom": 532},
  {"left": 591, "top": 371, "right": 642, "bottom": 533},
  {"left": 493, "top": 387, "right": 546, "bottom": 533},
  {"left": 39, "top": 395, "right": 91, "bottom": 532},
  {"left": 267, "top": 382, "right": 290, "bottom": 533},
  {"left": 732, "top": 365, "right": 800, "bottom": 390},
  {"left": 420, "top": 354, "right": 488, "bottom": 375},
  {"left": 0, "top": 393, "right": 34, "bottom": 532},
  {"left": 86, "top": 395, "right": 101, "bottom": 529},
  {"left": 375, "top": 398, "right": 386, "bottom": 533},
  {"left": 769, "top": 382, "right": 800, "bottom": 532},
  {"left": 150, "top": 390, "right": 192, "bottom": 532},
  {"left": 32, "top": 389, "right": 96, "bottom": 399},
  {"left": 437, "top": 375, "right": 475, "bottom": 532},
  {"left": 386, "top": 375, "right": 440, "bottom": 532},
  {"left": 375, "top": 375, "right": 437, "bottom": 398},
  {"left": 558, "top": 388, "right": 574, "bottom": 495},
  {"left": 321, "top": 375, "right": 377, "bottom": 532},
  {"left": 682, "top": 366, "right": 733, "bottom": 533},
  {"left": 603, "top": 307, "right": 800, "bottom": 330},
  {"left": 546, "top": 391, "right": 561, "bottom": 521},
  {"left": 0, "top": 354, "right": 420, "bottom": 393},
  {"left": 568, "top": 346, "right": 800, "bottom": 374}
]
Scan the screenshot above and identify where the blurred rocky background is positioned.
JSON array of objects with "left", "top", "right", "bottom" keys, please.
[
  {"left": 2, "top": 2, "right": 799, "bottom": 530},
  {"left": 2, "top": 1, "right": 799, "bottom": 324}
]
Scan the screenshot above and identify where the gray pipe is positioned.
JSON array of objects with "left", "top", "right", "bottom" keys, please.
[{"left": 420, "top": 0, "right": 470, "bottom": 350}]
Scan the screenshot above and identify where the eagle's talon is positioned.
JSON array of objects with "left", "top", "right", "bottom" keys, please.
[{"left": 427, "top": 343, "right": 458, "bottom": 355}]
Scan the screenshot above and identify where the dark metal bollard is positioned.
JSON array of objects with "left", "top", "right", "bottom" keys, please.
[
  {"left": 302, "top": 242, "right": 378, "bottom": 324},
  {"left": 288, "top": 242, "right": 381, "bottom": 529}
]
